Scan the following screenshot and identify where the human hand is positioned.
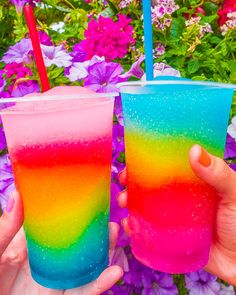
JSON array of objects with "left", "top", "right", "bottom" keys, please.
[
  {"left": 0, "top": 192, "right": 123, "bottom": 295},
  {"left": 117, "top": 144, "right": 236, "bottom": 286}
]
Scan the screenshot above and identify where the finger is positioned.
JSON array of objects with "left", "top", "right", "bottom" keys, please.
[
  {"left": 75, "top": 266, "right": 123, "bottom": 295},
  {"left": 109, "top": 222, "right": 119, "bottom": 252},
  {"left": 0, "top": 191, "right": 24, "bottom": 257},
  {"left": 118, "top": 169, "right": 127, "bottom": 186},
  {"left": 122, "top": 218, "right": 131, "bottom": 236},
  {"left": 117, "top": 189, "right": 128, "bottom": 208},
  {"left": 189, "top": 144, "right": 236, "bottom": 197}
]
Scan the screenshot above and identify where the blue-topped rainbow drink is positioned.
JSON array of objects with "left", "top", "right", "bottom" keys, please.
[
  {"left": 120, "top": 80, "right": 234, "bottom": 274},
  {"left": 0, "top": 87, "right": 115, "bottom": 289}
]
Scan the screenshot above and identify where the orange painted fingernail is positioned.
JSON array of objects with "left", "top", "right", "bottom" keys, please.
[{"left": 199, "top": 147, "right": 212, "bottom": 167}]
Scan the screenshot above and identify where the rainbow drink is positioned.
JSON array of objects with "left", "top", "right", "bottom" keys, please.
[
  {"left": 120, "top": 80, "right": 234, "bottom": 274},
  {"left": 0, "top": 88, "right": 115, "bottom": 289}
]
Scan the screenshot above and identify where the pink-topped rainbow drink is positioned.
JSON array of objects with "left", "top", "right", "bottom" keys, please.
[
  {"left": 120, "top": 79, "right": 234, "bottom": 274},
  {"left": 0, "top": 87, "right": 115, "bottom": 289}
]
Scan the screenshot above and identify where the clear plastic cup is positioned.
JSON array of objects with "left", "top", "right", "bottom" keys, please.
[
  {"left": 0, "top": 90, "right": 116, "bottom": 289},
  {"left": 119, "top": 79, "right": 235, "bottom": 273}
]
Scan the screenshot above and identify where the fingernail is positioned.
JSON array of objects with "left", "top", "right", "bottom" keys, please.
[
  {"left": 199, "top": 147, "right": 212, "bottom": 167},
  {"left": 6, "top": 194, "right": 15, "bottom": 213}
]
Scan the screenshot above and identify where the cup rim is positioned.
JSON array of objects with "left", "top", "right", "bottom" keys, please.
[
  {"left": 117, "top": 80, "right": 236, "bottom": 90},
  {"left": 0, "top": 92, "right": 118, "bottom": 104}
]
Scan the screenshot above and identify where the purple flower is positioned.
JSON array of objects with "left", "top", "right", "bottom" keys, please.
[
  {"left": 103, "top": 283, "right": 132, "bottom": 295},
  {"left": 120, "top": 55, "right": 145, "bottom": 80},
  {"left": 1, "top": 38, "right": 32, "bottom": 64},
  {"left": 185, "top": 269, "right": 220, "bottom": 295},
  {"left": 41, "top": 45, "right": 72, "bottom": 68},
  {"left": 0, "top": 128, "right": 6, "bottom": 151},
  {"left": 71, "top": 43, "right": 87, "bottom": 63},
  {"left": 84, "top": 61, "right": 127, "bottom": 93},
  {"left": 225, "top": 134, "right": 236, "bottom": 159},
  {"left": 11, "top": 80, "right": 40, "bottom": 97},
  {"left": 0, "top": 154, "right": 15, "bottom": 211},
  {"left": 123, "top": 251, "right": 145, "bottom": 288},
  {"left": 142, "top": 269, "right": 178, "bottom": 295},
  {"left": 10, "top": 0, "right": 40, "bottom": 14},
  {"left": 113, "top": 123, "right": 125, "bottom": 154},
  {"left": 114, "top": 95, "right": 124, "bottom": 126},
  {"left": 230, "top": 163, "right": 236, "bottom": 171},
  {"left": 109, "top": 246, "right": 129, "bottom": 271}
]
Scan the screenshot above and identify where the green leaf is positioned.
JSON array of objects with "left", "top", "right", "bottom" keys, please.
[
  {"left": 106, "top": 0, "right": 118, "bottom": 15},
  {"left": 170, "top": 17, "right": 186, "bottom": 40},
  {"left": 187, "top": 59, "right": 200, "bottom": 74},
  {"left": 228, "top": 60, "right": 236, "bottom": 74},
  {"left": 192, "top": 75, "right": 208, "bottom": 81},
  {"left": 201, "top": 15, "right": 218, "bottom": 24},
  {"left": 203, "top": 2, "right": 219, "bottom": 15}
]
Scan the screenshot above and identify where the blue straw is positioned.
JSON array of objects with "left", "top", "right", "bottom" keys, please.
[{"left": 142, "top": 0, "right": 154, "bottom": 80}]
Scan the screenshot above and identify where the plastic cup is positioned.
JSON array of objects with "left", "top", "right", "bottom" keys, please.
[
  {"left": 119, "top": 79, "right": 235, "bottom": 274},
  {"left": 0, "top": 90, "right": 116, "bottom": 289}
]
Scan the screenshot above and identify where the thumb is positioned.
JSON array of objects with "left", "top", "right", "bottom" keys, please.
[
  {"left": 0, "top": 191, "right": 24, "bottom": 257},
  {"left": 189, "top": 144, "right": 236, "bottom": 198}
]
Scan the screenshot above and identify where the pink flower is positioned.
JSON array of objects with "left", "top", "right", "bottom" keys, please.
[
  {"left": 79, "top": 14, "right": 136, "bottom": 60},
  {"left": 3, "top": 62, "right": 33, "bottom": 93}
]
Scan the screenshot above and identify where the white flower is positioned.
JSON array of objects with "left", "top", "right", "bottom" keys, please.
[
  {"left": 185, "top": 16, "right": 201, "bottom": 26},
  {"left": 50, "top": 22, "right": 65, "bottom": 33},
  {"left": 66, "top": 62, "right": 89, "bottom": 82},
  {"left": 228, "top": 116, "right": 236, "bottom": 140},
  {"left": 142, "top": 62, "right": 181, "bottom": 80},
  {"left": 41, "top": 45, "right": 72, "bottom": 68},
  {"left": 66, "top": 55, "right": 105, "bottom": 82}
]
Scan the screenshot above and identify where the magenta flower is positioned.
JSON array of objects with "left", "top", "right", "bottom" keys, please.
[
  {"left": 4, "top": 62, "right": 32, "bottom": 80},
  {"left": 0, "top": 154, "right": 15, "bottom": 211},
  {"left": 0, "top": 71, "right": 6, "bottom": 93},
  {"left": 185, "top": 270, "right": 220, "bottom": 295},
  {"left": 38, "top": 31, "right": 53, "bottom": 46},
  {"left": 80, "top": 14, "right": 135, "bottom": 60},
  {"left": 1, "top": 38, "right": 32, "bottom": 64},
  {"left": 10, "top": 0, "right": 40, "bottom": 14},
  {"left": 84, "top": 61, "right": 127, "bottom": 93}
]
